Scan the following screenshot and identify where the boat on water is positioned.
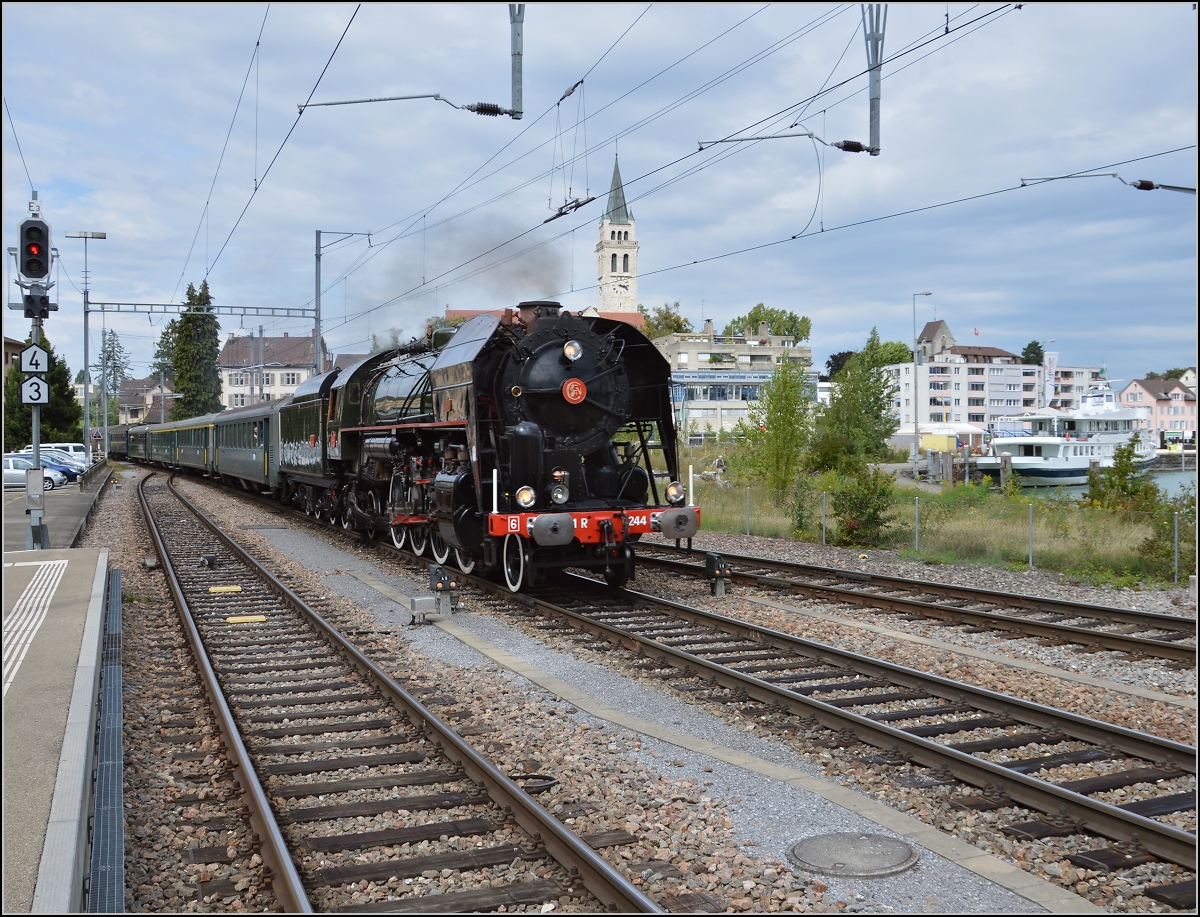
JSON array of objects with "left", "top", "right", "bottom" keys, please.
[{"left": 976, "top": 382, "right": 1156, "bottom": 487}]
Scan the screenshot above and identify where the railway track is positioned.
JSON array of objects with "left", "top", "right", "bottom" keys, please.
[
  {"left": 138, "top": 472, "right": 660, "bottom": 913},
  {"left": 634, "top": 542, "right": 1197, "bottom": 665},
  {"left": 466, "top": 570, "right": 1196, "bottom": 906}
]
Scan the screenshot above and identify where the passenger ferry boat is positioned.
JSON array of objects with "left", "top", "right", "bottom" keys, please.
[{"left": 977, "top": 382, "right": 1156, "bottom": 486}]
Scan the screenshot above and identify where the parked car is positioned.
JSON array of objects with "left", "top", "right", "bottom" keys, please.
[
  {"left": 36, "top": 455, "right": 81, "bottom": 482},
  {"left": 39, "top": 448, "right": 89, "bottom": 474},
  {"left": 3, "top": 455, "right": 67, "bottom": 490}
]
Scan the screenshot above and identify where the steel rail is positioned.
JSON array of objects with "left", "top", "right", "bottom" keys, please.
[
  {"left": 641, "top": 542, "right": 1197, "bottom": 632},
  {"left": 161, "top": 475, "right": 662, "bottom": 914},
  {"left": 138, "top": 473, "right": 314, "bottom": 913},
  {"left": 500, "top": 574, "right": 1197, "bottom": 868},
  {"left": 636, "top": 548, "right": 1196, "bottom": 663}
]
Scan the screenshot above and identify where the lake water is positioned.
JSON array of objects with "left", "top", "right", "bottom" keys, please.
[{"left": 1040, "top": 458, "right": 1195, "bottom": 501}]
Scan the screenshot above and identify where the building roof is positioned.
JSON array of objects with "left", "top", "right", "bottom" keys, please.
[
  {"left": 947, "top": 345, "right": 1021, "bottom": 361},
  {"left": 601, "top": 156, "right": 632, "bottom": 224},
  {"left": 331, "top": 353, "right": 369, "bottom": 371},
  {"left": 1129, "top": 378, "right": 1197, "bottom": 401},
  {"left": 218, "top": 332, "right": 326, "bottom": 369}
]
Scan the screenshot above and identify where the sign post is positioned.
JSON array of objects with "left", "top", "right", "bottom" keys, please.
[{"left": 8, "top": 195, "right": 57, "bottom": 548}]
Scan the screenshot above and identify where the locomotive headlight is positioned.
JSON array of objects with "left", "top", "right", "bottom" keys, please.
[
  {"left": 550, "top": 483, "right": 570, "bottom": 504},
  {"left": 515, "top": 485, "right": 537, "bottom": 508},
  {"left": 562, "top": 340, "right": 584, "bottom": 362},
  {"left": 550, "top": 467, "right": 569, "bottom": 484},
  {"left": 666, "top": 480, "right": 687, "bottom": 505}
]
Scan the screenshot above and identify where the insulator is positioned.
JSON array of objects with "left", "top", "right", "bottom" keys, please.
[
  {"left": 471, "top": 102, "right": 503, "bottom": 117},
  {"left": 833, "top": 140, "right": 866, "bottom": 153},
  {"left": 1131, "top": 180, "right": 1157, "bottom": 191}
]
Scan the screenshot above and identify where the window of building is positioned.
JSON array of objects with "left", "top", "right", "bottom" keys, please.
[
  {"left": 677, "top": 354, "right": 688, "bottom": 366},
  {"left": 968, "top": 367, "right": 984, "bottom": 376},
  {"left": 230, "top": 372, "right": 247, "bottom": 386},
  {"left": 284, "top": 372, "right": 300, "bottom": 385},
  {"left": 989, "top": 368, "right": 1004, "bottom": 375},
  {"left": 622, "top": 253, "right": 629, "bottom": 272},
  {"left": 610, "top": 231, "right": 616, "bottom": 240},
  {"left": 231, "top": 394, "right": 246, "bottom": 407},
  {"left": 969, "top": 413, "right": 985, "bottom": 423},
  {"left": 611, "top": 253, "right": 617, "bottom": 272}
]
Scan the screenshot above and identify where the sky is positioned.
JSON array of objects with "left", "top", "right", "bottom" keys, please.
[{"left": 3, "top": 3, "right": 1196, "bottom": 390}]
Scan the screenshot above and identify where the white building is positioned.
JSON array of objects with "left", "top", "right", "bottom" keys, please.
[
  {"left": 885, "top": 320, "right": 1103, "bottom": 450},
  {"left": 653, "top": 319, "right": 814, "bottom": 442}
]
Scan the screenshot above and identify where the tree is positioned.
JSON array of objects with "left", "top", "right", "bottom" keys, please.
[
  {"left": 1021, "top": 341, "right": 1045, "bottom": 366},
  {"left": 875, "top": 340, "right": 915, "bottom": 366},
  {"left": 4, "top": 332, "right": 83, "bottom": 449},
  {"left": 150, "top": 318, "right": 179, "bottom": 385},
  {"left": 815, "top": 327, "right": 899, "bottom": 462},
  {"left": 729, "top": 356, "right": 815, "bottom": 498},
  {"left": 722, "top": 303, "right": 811, "bottom": 342},
  {"left": 90, "top": 329, "right": 132, "bottom": 402},
  {"left": 1141, "top": 369, "right": 1188, "bottom": 381},
  {"left": 825, "top": 351, "right": 855, "bottom": 379},
  {"left": 170, "top": 281, "right": 223, "bottom": 420},
  {"left": 642, "top": 301, "right": 693, "bottom": 339}
]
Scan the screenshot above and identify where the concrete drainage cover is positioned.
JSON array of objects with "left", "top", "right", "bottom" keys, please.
[{"left": 787, "top": 833, "right": 918, "bottom": 878}]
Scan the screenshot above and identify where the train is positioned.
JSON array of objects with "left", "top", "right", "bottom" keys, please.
[{"left": 113, "top": 301, "right": 700, "bottom": 591}]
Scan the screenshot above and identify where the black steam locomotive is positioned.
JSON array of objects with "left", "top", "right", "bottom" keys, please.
[{"left": 122, "top": 302, "right": 700, "bottom": 591}]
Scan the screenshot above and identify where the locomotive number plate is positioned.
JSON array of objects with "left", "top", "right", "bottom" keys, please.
[{"left": 562, "top": 378, "right": 587, "bottom": 404}]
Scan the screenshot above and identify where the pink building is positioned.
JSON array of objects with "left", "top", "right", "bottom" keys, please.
[{"left": 1120, "top": 378, "right": 1197, "bottom": 446}]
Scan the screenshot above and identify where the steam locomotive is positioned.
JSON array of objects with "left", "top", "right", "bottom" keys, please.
[{"left": 119, "top": 301, "right": 700, "bottom": 591}]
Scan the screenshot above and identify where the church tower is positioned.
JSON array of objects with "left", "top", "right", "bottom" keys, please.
[{"left": 595, "top": 156, "right": 639, "bottom": 313}]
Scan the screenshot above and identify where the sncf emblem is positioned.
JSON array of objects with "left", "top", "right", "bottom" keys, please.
[{"left": 562, "top": 378, "right": 587, "bottom": 404}]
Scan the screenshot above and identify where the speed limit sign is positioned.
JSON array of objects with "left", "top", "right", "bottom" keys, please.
[{"left": 20, "top": 376, "right": 50, "bottom": 405}]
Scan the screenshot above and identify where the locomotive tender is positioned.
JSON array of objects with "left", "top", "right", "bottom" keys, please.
[{"left": 120, "top": 301, "right": 700, "bottom": 591}]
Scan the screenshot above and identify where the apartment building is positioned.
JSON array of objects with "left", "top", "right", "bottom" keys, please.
[
  {"left": 884, "top": 320, "right": 1103, "bottom": 448},
  {"left": 1120, "top": 378, "right": 1197, "bottom": 445},
  {"left": 653, "top": 319, "right": 814, "bottom": 442},
  {"left": 218, "top": 330, "right": 329, "bottom": 407}
]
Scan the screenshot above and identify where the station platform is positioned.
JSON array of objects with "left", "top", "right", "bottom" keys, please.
[
  {"left": 3, "top": 463, "right": 112, "bottom": 552},
  {"left": 3, "top": 548, "right": 111, "bottom": 913},
  {"left": 4, "top": 464, "right": 117, "bottom": 913}
]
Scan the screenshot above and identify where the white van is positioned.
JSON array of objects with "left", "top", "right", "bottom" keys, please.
[{"left": 21, "top": 442, "right": 92, "bottom": 463}]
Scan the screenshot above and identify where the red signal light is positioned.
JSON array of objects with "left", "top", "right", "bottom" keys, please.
[{"left": 26, "top": 243, "right": 42, "bottom": 256}]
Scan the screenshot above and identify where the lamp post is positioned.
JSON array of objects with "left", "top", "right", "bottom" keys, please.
[
  {"left": 912, "top": 291, "right": 932, "bottom": 461},
  {"left": 65, "top": 231, "right": 106, "bottom": 459}
]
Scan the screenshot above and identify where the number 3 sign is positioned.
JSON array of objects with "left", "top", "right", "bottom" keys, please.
[{"left": 20, "top": 376, "right": 49, "bottom": 405}]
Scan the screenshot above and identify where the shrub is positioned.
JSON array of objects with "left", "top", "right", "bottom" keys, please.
[{"left": 831, "top": 466, "right": 896, "bottom": 545}]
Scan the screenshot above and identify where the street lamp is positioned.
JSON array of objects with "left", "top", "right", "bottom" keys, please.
[
  {"left": 912, "top": 291, "right": 932, "bottom": 460},
  {"left": 65, "top": 231, "right": 106, "bottom": 458}
]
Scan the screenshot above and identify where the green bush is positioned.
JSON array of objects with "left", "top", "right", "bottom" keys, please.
[{"left": 831, "top": 466, "right": 896, "bottom": 545}]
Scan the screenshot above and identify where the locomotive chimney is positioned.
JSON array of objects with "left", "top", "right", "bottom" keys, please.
[{"left": 517, "top": 300, "right": 562, "bottom": 327}]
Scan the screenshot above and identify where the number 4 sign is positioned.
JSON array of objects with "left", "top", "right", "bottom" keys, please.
[
  {"left": 20, "top": 343, "right": 49, "bottom": 373},
  {"left": 20, "top": 376, "right": 49, "bottom": 405}
]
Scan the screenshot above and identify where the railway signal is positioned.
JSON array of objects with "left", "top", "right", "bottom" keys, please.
[{"left": 20, "top": 218, "right": 51, "bottom": 279}]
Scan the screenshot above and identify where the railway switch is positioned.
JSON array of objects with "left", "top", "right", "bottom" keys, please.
[{"left": 705, "top": 552, "right": 732, "bottom": 596}]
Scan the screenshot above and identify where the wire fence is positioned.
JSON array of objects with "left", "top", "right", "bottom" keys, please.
[{"left": 690, "top": 475, "right": 1195, "bottom": 584}]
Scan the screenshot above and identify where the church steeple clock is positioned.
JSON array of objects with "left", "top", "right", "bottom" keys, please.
[{"left": 595, "top": 156, "right": 639, "bottom": 313}]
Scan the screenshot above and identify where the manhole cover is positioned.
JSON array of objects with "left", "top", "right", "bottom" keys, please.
[{"left": 787, "top": 833, "right": 918, "bottom": 878}]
